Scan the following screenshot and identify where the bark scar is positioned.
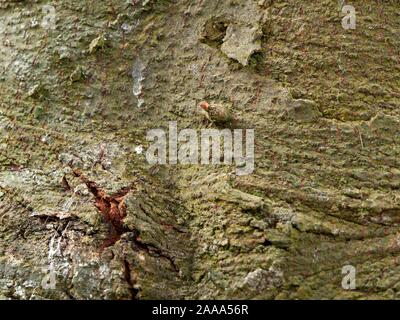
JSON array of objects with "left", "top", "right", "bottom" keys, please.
[{"left": 72, "top": 168, "right": 133, "bottom": 249}]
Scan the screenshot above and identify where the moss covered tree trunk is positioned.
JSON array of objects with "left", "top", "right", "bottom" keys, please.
[{"left": 0, "top": 0, "right": 399, "bottom": 299}]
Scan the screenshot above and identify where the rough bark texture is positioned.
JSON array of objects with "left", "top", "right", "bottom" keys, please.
[{"left": 0, "top": 0, "right": 399, "bottom": 299}]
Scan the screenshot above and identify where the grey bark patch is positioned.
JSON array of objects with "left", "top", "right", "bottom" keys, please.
[
  {"left": 240, "top": 268, "right": 283, "bottom": 292},
  {"left": 220, "top": 23, "right": 262, "bottom": 66}
]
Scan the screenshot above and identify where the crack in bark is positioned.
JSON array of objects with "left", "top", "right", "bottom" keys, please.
[
  {"left": 130, "top": 235, "right": 180, "bottom": 274},
  {"left": 71, "top": 169, "right": 180, "bottom": 281},
  {"left": 72, "top": 169, "right": 133, "bottom": 248},
  {"left": 123, "top": 259, "right": 139, "bottom": 300}
]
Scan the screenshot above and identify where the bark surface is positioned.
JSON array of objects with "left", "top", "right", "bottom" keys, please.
[{"left": 0, "top": 0, "right": 399, "bottom": 299}]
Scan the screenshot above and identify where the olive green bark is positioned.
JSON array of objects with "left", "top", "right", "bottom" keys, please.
[{"left": 0, "top": 0, "right": 399, "bottom": 299}]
